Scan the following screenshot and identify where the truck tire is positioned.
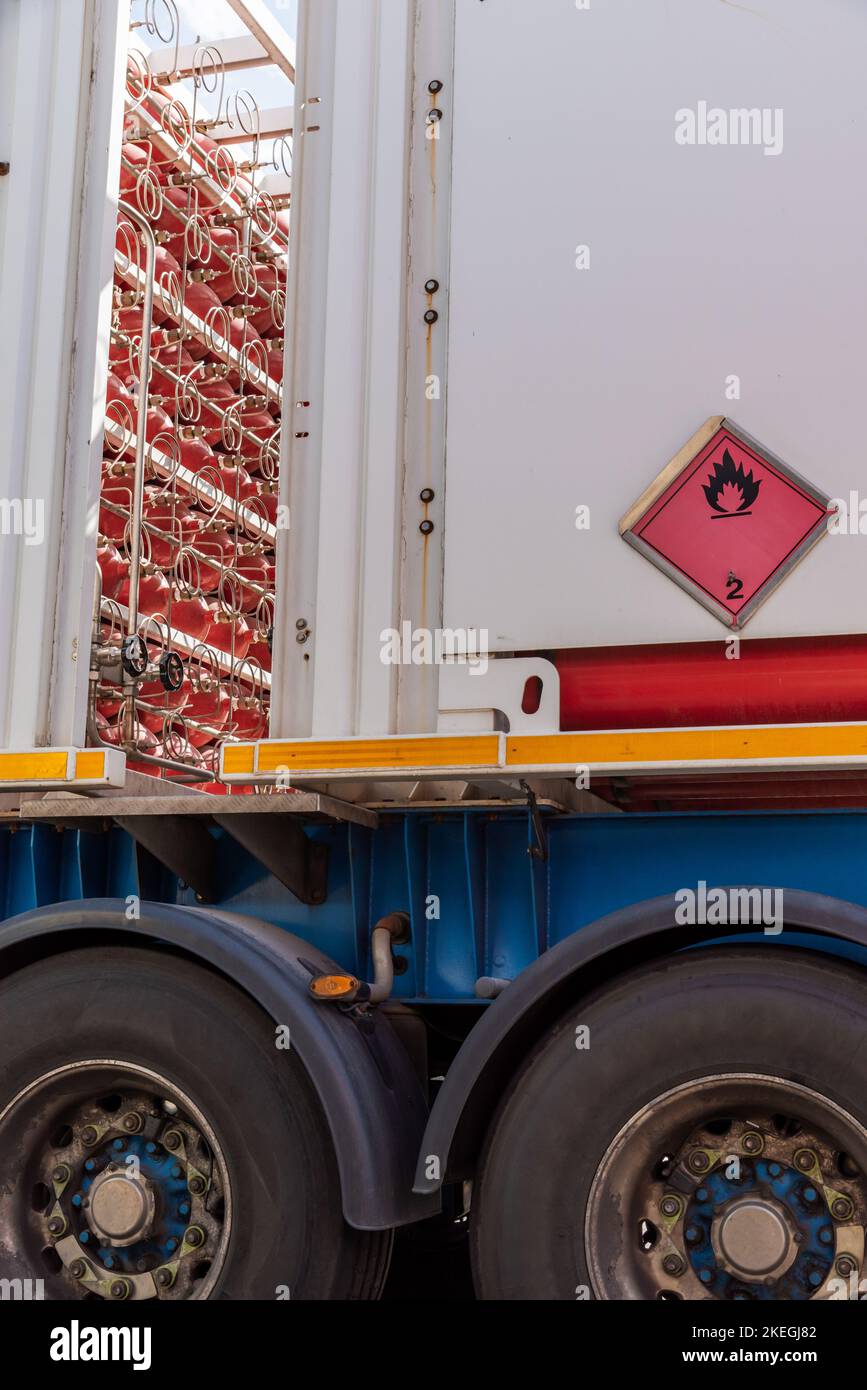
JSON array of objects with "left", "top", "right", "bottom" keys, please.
[
  {"left": 0, "top": 947, "right": 392, "bottom": 1300},
  {"left": 471, "top": 947, "right": 867, "bottom": 1301}
]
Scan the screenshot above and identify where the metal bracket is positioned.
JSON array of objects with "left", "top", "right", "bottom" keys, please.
[
  {"left": 213, "top": 814, "right": 328, "bottom": 905},
  {"left": 520, "top": 780, "right": 549, "bottom": 862},
  {"left": 116, "top": 815, "right": 217, "bottom": 902}
]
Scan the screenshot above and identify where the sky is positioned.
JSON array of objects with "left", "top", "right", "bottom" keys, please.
[{"left": 135, "top": 0, "right": 297, "bottom": 153}]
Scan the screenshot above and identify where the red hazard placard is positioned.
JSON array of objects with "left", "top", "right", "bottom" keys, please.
[{"left": 621, "top": 419, "right": 831, "bottom": 629}]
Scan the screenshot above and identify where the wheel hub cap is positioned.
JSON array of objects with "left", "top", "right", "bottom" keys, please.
[
  {"left": 716, "top": 1198, "right": 792, "bottom": 1276},
  {"left": 585, "top": 1074, "right": 867, "bottom": 1300},
  {"left": 87, "top": 1167, "right": 156, "bottom": 1247}
]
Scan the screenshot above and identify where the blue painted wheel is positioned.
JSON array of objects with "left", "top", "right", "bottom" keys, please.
[
  {"left": 0, "top": 947, "right": 393, "bottom": 1300},
  {"left": 472, "top": 948, "right": 867, "bottom": 1300},
  {"left": 4, "top": 1063, "right": 231, "bottom": 1300}
]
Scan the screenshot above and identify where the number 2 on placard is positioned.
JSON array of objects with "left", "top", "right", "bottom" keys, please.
[{"left": 726, "top": 572, "right": 744, "bottom": 601}]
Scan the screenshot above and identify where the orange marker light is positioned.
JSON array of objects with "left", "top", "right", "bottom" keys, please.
[{"left": 309, "top": 974, "right": 359, "bottom": 1001}]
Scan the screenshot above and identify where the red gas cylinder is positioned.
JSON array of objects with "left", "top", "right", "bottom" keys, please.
[
  {"left": 177, "top": 435, "right": 216, "bottom": 476},
  {"left": 116, "top": 299, "right": 169, "bottom": 335},
  {"left": 264, "top": 342, "right": 283, "bottom": 393},
  {"left": 99, "top": 468, "right": 135, "bottom": 541},
  {"left": 193, "top": 519, "right": 236, "bottom": 592},
  {"left": 165, "top": 587, "right": 212, "bottom": 642},
  {"left": 554, "top": 635, "right": 867, "bottom": 731},
  {"left": 232, "top": 553, "right": 270, "bottom": 611},
  {"left": 247, "top": 634, "right": 272, "bottom": 672},
  {"left": 243, "top": 263, "right": 284, "bottom": 335},
  {"left": 255, "top": 480, "right": 279, "bottom": 523},
  {"left": 146, "top": 344, "right": 196, "bottom": 403},
  {"left": 119, "top": 142, "right": 162, "bottom": 192},
  {"left": 141, "top": 492, "right": 200, "bottom": 565},
  {"left": 153, "top": 736, "right": 204, "bottom": 774},
  {"left": 198, "top": 377, "right": 241, "bottom": 445},
  {"left": 106, "top": 373, "right": 133, "bottom": 406},
  {"left": 214, "top": 455, "right": 256, "bottom": 502},
  {"left": 237, "top": 407, "right": 278, "bottom": 464},
  {"left": 155, "top": 185, "right": 195, "bottom": 240},
  {"left": 229, "top": 694, "right": 267, "bottom": 739},
  {"left": 97, "top": 542, "right": 129, "bottom": 601},
  {"left": 193, "top": 225, "right": 243, "bottom": 299},
  {"left": 183, "top": 282, "right": 225, "bottom": 360},
  {"left": 185, "top": 682, "right": 232, "bottom": 746},
  {"left": 220, "top": 318, "right": 264, "bottom": 388},
  {"left": 115, "top": 565, "right": 171, "bottom": 617},
  {"left": 207, "top": 604, "right": 252, "bottom": 659},
  {"left": 137, "top": 675, "right": 190, "bottom": 734}
]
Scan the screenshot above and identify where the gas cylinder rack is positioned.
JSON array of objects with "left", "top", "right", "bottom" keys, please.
[{"left": 93, "top": 0, "right": 293, "bottom": 792}]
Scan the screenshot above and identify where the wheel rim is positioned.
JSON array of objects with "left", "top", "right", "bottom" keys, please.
[
  {"left": 585, "top": 1073, "right": 867, "bottom": 1301},
  {"left": 0, "top": 1061, "right": 232, "bottom": 1300}
]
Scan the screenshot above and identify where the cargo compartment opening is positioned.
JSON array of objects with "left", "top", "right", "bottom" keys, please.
[{"left": 92, "top": 1, "right": 294, "bottom": 793}]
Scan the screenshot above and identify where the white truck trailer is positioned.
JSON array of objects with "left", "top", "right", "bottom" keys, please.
[{"left": 1, "top": 0, "right": 867, "bottom": 1304}]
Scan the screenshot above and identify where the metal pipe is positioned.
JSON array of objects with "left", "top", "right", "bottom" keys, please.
[
  {"left": 367, "top": 912, "right": 410, "bottom": 1004},
  {"left": 117, "top": 201, "right": 156, "bottom": 745}
]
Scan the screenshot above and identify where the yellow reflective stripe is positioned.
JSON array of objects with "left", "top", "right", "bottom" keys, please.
[
  {"left": 507, "top": 725, "right": 867, "bottom": 768},
  {"left": 0, "top": 751, "right": 70, "bottom": 782},
  {"left": 222, "top": 744, "right": 255, "bottom": 775},
  {"left": 254, "top": 734, "right": 502, "bottom": 773},
  {"left": 74, "top": 750, "right": 105, "bottom": 780}
]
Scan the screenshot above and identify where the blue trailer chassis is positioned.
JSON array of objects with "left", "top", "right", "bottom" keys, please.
[{"left": 5, "top": 806, "right": 867, "bottom": 994}]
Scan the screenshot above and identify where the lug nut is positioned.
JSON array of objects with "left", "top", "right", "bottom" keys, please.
[
  {"left": 832, "top": 1196, "right": 854, "bottom": 1221},
  {"left": 660, "top": 1196, "right": 681, "bottom": 1218},
  {"left": 189, "top": 1175, "right": 206, "bottom": 1195},
  {"left": 164, "top": 1130, "right": 182, "bottom": 1151},
  {"left": 741, "top": 1132, "right": 763, "bottom": 1154},
  {"left": 836, "top": 1255, "right": 858, "bottom": 1277},
  {"left": 81, "top": 1126, "right": 99, "bottom": 1147},
  {"left": 47, "top": 1216, "right": 66, "bottom": 1236},
  {"left": 662, "top": 1253, "right": 684, "bottom": 1276},
  {"left": 688, "top": 1151, "right": 710, "bottom": 1173},
  {"left": 155, "top": 1267, "right": 174, "bottom": 1288},
  {"left": 122, "top": 1113, "right": 143, "bottom": 1133},
  {"left": 795, "top": 1149, "right": 816, "bottom": 1172},
  {"left": 110, "top": 1279, "right": 130, "bottom": 1300},
  {"left": 185, "top": 1226, "right": 205, "bottom": 1248},
  {"left": 52, "top": 1164, "right": 70, "bottom": 1183},
  {"left": 70, "top": 1260, "right": 86, "bottom": 1279}
]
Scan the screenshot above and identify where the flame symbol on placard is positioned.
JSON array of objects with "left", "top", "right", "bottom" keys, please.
[{"left": 703, "top": 448, "right": 762, "bottom": 516}]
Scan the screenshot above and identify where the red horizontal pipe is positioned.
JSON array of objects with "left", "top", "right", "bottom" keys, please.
[{"left": 554, "top": 635, "right": 867, "bottom": 731}]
